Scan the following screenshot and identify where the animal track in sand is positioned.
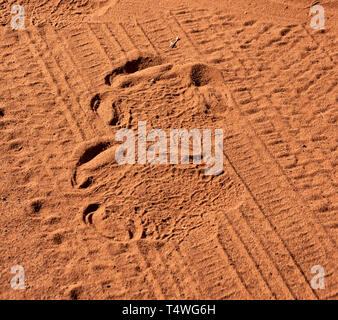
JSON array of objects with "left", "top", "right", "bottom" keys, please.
[
  {"left": 71, "top": 52, "right": 239, "bottom": 242},
  {"left": 91, "top": 51, "right": 227, "bottom": 129},
  {"left": 82, "top": 202, "right": 143, "bottom": 241}
]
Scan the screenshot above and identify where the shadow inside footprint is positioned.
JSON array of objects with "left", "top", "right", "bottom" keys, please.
[
  {"left": 82, "top": 202, "right": 143, "bottom": 242},
  {"left": 71, "top": 138, "right": 116, "bottom": 187},
  {"left": 83, "top": 203, "right": 100, "bottom": 224},
  {"left": 105, "top": 53, "right": 164, "bottom": 86}
]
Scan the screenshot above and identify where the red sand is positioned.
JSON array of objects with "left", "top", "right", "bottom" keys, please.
[{"left": 0, "top": 0, "right": 337, "bottom": 299}]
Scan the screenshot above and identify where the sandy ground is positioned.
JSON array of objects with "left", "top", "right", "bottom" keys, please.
[{"left": 0, "top": 0, "right": 337, "bottom": 299}]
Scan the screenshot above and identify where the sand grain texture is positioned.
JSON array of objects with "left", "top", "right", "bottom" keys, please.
[{"left": 0, "top": 0, "right": 337, "bottom": 299}]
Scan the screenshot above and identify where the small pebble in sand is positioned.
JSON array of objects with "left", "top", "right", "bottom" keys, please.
[{"left": 170, "top": 36, "right": 180, "bottom": 48}]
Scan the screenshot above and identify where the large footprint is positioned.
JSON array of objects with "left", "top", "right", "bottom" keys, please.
[
  {"left": 71, "top": 51, "right": 238, "bottom": 242},
  {"left": 90, "top": 50, "right": 227, "bottom": 130}
]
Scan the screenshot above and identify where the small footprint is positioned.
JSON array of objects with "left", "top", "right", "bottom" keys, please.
[{"left": 82, "top": 202, "right": 143, "bottom": 242}]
